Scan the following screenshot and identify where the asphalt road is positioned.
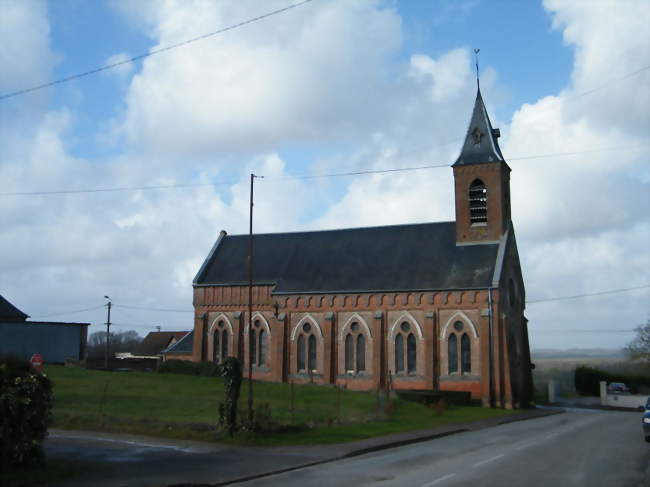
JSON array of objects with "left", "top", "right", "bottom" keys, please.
[{"left": 239, "top": 410, "right": 649, "bottom": 487}]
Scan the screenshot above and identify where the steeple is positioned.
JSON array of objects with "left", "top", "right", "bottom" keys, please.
[
  {"left": 453, "top": 89, "right": 505, "bottom": 166},
  {"left": 452, "top": 89, "right": 511, "bottom": 245}
]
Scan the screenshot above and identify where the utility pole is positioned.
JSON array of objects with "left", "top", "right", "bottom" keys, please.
[
  {"left": 247, "top": 173, "right": 261, "bottom": 423},
  {"left": 104, "top": 296, "right": 112, "bottom": 369}
]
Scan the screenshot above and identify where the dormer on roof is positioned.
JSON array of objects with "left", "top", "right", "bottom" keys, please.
[{"left": 453, "top": 89, "right": 505, "bottom": 167}]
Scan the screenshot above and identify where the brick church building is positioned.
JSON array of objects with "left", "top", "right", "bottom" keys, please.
[{"left": 190, "top": 88, "right": 533, "bottom": 408}]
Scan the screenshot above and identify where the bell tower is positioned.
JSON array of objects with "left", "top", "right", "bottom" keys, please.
[{"left": 453, "top": 89, "right": 511, "bottom": 245}]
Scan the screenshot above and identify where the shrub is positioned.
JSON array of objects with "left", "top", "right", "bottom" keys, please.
[
  {"left": 158, "top": 360, "right": 221, "bottom": 377},
  {"left": 396, "top": 390, "right": 472, "bottom": 407},
  {"left": 574, "top": 365, "right": 650, "bottom": 395},
  {"left": 0, "top": 355, "right": 53, "bottom": 471}
]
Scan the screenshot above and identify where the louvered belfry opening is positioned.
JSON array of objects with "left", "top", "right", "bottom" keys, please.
[{"left": 469, "top": 179, "right": 487, "bottom": 224}]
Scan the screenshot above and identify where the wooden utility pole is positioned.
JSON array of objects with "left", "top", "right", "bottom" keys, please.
[
  {"left": 104, "top": 296, "right": 112, "bottom": 369},
  {"left": 247, "top": 173, "right": 258, "bottom": 423}
]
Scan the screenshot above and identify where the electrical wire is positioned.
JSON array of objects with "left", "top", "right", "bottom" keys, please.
[
  {"left": 2, "top": 143, "right": 647, "bottom": 197},
  {"left": 113, "top": 303, "right": 194, "bottom": 313},
  {"left": 0, "top": 0, "right": 315, "bottom": 101},
  {"left": 527, "top": 284, "right": 649, "bottom": 304},
  {"left": 30, "top": 304, "right": 106, "bottom": 318}
]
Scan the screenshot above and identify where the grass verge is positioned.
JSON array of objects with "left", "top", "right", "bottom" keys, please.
[{"left": 47, "top": 365, "right": 516, "bottom": 445}]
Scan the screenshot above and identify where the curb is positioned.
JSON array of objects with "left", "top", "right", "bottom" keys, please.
[{"left": 170, "top": 408, "right": 564, "bottom": 487}]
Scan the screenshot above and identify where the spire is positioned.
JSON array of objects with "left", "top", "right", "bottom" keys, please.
[{"left": 453, "top": 89, "right": 505, "bottom": 166}]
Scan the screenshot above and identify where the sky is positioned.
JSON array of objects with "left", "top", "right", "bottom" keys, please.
[{"left": 0, "top": 0, "right": 648, "bottom": 350}]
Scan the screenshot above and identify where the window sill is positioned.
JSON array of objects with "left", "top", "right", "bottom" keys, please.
[{"left": 440, "top": 374, "right": 480, "bottom": 381}]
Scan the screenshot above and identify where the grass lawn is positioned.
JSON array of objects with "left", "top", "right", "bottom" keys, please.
[{"left": 47, "top": 365, "right": 515, "bottom": 445}]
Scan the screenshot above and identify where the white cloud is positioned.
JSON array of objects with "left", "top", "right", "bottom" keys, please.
[{"left": 0, "top": 0, "right": 647, "bottom": 350}]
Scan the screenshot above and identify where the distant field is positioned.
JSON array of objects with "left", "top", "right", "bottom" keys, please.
[{"left": 46, "top": 365, "right": 514, "bottom": 445}]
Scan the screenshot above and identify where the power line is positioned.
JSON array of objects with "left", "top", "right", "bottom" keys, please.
[
  {"left": 2, "top": 143, "right": 647, "bottom": 197},
  {"left": 106, "top": 285, "right": 650, "bottom": 315},
  {"left": 0, "top": 0, "right": 315, "bottom": 101},
  {"left": 533, "top": 329, "right": 637, "bottom": 334},
  {"left": 30, "top": 304, "right": 106, "bottom": 318},
  {"left": 527, "top": 285, "right": 650, "bottom": 304},
  {"left": 113, "top": 303, "right": 194, "bottom": 313},
  {"left": 569, "top": 64, "right": 650, "bottom": 100}
]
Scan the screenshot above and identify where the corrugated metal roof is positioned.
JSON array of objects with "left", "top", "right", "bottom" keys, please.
[{"left": 0, "top": 294, "right": 29, "bottom": 321}]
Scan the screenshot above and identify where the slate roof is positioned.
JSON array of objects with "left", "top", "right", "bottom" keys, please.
[
  {"left": 134, "top": 331, "right": 189, "bottom": 356},
  {"left": 162, "top": 331, "right": 194, "bottom": 355},
  {"left": 0, "top": 294, "right": 29, "bottom": 322},
  {"left": 194, "top": 221, "right": 500, "bottom": 294},
  {"left": 453, "top": 89, "right": 506, "bottom": 166}
]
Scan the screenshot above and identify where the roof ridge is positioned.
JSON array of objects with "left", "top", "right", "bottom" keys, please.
[{"left": 225, "top": 220, "right": 456, "bottom": 238}]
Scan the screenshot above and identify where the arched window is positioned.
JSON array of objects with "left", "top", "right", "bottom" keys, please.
[
  {"left": 343, "top": 322, "right": 368, "bottom": 374},
  {"left": 258, "top": 330, "right": 267, "bottom": 366},
  {"left": 296, "top": 321, "right": 319, "bottom": 374},
  {"left": 407, "top": 334, "right": 416, "bottom": 374},
  {"left": 448, "top": 333, "right": 458, "bottom": 373},
  {"left": 212, "top": 320, "right": 230, "bottom": 364},
  {"left": 249, "top": 319, "right": 269, "bottom": 368},
  {"left": 395, "top": 334, "right": 404, "bottom": 373},
  {"left": 221, "top": 329, "right": 228, "bottom": 361},
  {"left": 356, "top": 334, "right": 366, "bottom": 372},
  {"left": 297, "top": 335, "right": 306, "bottom": 372},
  {"left": 469, "top": 179, "right": 487, "bottom": 224},
  {"left": 394, "top": 321, "right": 418, "bottom": 375},
  {"left": 461, "top": 333, "right": 471, "bottom": 373},
  {"left": 250, "top": 325, "right": 257, "bottom": 367},
  {"left": 213, "top": 329, "right": 220, "bottom": 363},
  {"left": 308, "top": 335, "right": 317, "bottom": 372},
  {"left": 345, "top": 334, "right": 354, "bottom": 371}
]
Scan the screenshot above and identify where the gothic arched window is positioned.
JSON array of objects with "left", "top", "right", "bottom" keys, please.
[
  {"left": 394, "top": 321, "right": 418, "bottom": 375},
  {"left": 213, "top": 320, "right": 230, "bottom": 364},
  {"left": 448, "top": 333, "right": 458, "bottom": 373},
  {"left": 356, "top": 334, "right": 366, "bottom": 372},
  {"left": 308, "top": 335, "right": 317, "bottom": 372},
  {"left": 297, "top": 335, "right": 306, "bottom": 372},
  {"left": 469, "top": 179, "right": 487, "bottom": 224},
  {"left": 249, "top": 319, "right": 269, "bottom": 368},
  {"left": 258, "top": 330, "right": 267, "bottom": 366},
  {"left": 345, "top": 334, "right": 354, "bottom": 371},
  {"left": 461, "top": 333, "right": 471, "bottom": 373},
  {"left": 407, "top": 334, "right": 416, "bottom": 374},
  {"left": 296, "top": 321, "right": 318, "bottom": 374},
  {"left": 395, "top": 334, "right": 404, "bottom": 373},
  {"left": 344, "top": 322, "right": 367, "bottom": 374}
]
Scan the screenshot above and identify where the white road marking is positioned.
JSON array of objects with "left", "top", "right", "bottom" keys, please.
[
  {"left": 515, "top": 442, "right": 536, "bottom": 451},
  {"left": 421, "top": 473, "right": 456, "bottom": 486},
  {"left": 472, "top": 453, "right": 505, "bottom": 468}
]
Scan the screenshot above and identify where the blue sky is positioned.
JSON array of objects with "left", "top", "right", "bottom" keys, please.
[{"left": 0, "top": 0, "right": 648, "bottom": 350}]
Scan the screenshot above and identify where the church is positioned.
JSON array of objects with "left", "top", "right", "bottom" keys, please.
[{"left": 188, "top": 88, "right": 533, "bottom": 409}]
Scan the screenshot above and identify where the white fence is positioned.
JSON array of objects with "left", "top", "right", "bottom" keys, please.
[{"left": 600, "top": 381, "right": 649, "bottom": 409}]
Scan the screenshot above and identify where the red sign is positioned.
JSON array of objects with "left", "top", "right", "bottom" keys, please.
[{"left": 30, "top": 353, "right": 44, "bottom": 373}]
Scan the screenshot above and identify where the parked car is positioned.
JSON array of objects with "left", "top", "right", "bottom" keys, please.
[
  {"left": 643, "top": 410, "right": 650, "bottom": 442},
  {"left": 607, "top": 382, "right": 630, "bottom": 394},
  {"left": 646, "top": 397, "right": 650, "bottom": 411}
]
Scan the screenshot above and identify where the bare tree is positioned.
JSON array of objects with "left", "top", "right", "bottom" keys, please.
[
  {"left": 625, "top": 319, "right": 650, "bottom": 363},
  {"left": 87, "top": 330, "right": 142, "bottom": 358}
]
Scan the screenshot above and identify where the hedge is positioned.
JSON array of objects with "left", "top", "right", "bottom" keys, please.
[
  {"left": 0, "top": 355, "right": 53, "bottom": 471},
  {"left": 158, "top": 359, "right": 221, "bottom": 377},
  {"left": 396, "top": 389, "right": 472, "bottom": 406},
  {"left": 575, "top": 365, "right": 650, "bottom": 396}
]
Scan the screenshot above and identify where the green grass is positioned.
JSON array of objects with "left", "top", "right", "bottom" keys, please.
[{"left": 47, "top": 365, "right": 515, "bottom": 445}]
